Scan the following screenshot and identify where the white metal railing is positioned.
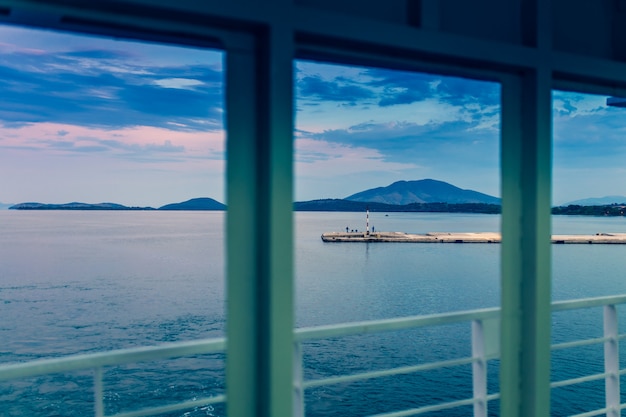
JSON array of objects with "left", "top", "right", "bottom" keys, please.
[
  {"left": 293, "top": 294, "right": 626, "bottom": 417},
  {"left": 293, "top": 308, "right": 501, "bottom": 417},
  {"left": 0, "top": 338, "right": 227, "bottom": 417},
  {"left": 2, "top": 295, "right": 626, "bottom": 416}
]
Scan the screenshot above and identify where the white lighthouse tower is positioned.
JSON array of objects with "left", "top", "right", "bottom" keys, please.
[{"left": 366, "top": 206, "right": 370, "bottom": 236}]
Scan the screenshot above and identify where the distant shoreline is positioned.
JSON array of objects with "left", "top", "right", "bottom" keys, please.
[
  {"left": 7, "top": 201, "right": 626, "bottom": 217},
  {"left": 6, "top": 200, "right": 626, "bottom": 216},
  {"left": 9, "top": 197, "right": 226, "bottom": 211},
  {"left": 11, "top": 206, "right": 156, "bottom": 211}
]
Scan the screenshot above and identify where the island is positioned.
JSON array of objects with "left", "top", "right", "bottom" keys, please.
[
  {"left": 9, "top": 202, "right": 155, "bottom": 210},
  {"left": 9, "top": 197, "right": 225, "bottom": 211}
]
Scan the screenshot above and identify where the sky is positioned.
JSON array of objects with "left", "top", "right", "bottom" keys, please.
[{"left": 0, "top": 25, "right": 625, "bottom": 207}]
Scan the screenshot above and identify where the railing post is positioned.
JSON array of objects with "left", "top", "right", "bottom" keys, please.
[
  {"left": 293, "top": 341, "right": 305, "bottom": 417},
  {"left": 472, "top": 319, "right": 488, "bottom": 417},
  {"left": 94, "top": 367, "right": 104, "bottom": 417},
  {"left": 604, "top": 305, "right": 620, "bottom": 417}
]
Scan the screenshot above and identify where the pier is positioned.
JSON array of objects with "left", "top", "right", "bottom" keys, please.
[{"left": 321, "top": 231, "right": 626, "bottom": 244}]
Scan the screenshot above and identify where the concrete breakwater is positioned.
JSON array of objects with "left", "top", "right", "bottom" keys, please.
[{"left": 321, "top": 231, "right": 626, "bottom": 244}]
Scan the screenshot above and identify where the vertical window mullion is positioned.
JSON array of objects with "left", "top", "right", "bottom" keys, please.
[
  {"left": 500, "top": 69, "right": 553, "bottom": 417},
  {"left": 225, "top": 26, "right": 295, "bottom": 417}
]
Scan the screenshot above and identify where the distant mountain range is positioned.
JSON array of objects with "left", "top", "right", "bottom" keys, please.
[
  {"left": 12, "top": 180, "right": 625, "bottom": 214},
  {"left": 9, "top": 198, "right": 225, "bottom": 211},
  {"left": 8, "top": 180, "right": 499, "bottom": 212},
  {"left": 563, "top": 196, "right": 626, "bottom": 206},
  {"left": 10, "top": 202, "right": 154, "bottom": 210}
]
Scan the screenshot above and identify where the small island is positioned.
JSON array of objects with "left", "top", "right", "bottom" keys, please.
[
  {"left": 9, "top": 198, "right": 226, "bottom": 211},
  {"left": 9, "top": 202, "right": 155, "bottom": 210}
]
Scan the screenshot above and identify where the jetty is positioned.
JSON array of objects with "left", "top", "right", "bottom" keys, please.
[
  {"left": 325, "top": 208, "right": 626, "bottom": 244},
  {"left": 321, "top": 231, "right": 626, "bottom": 244}
]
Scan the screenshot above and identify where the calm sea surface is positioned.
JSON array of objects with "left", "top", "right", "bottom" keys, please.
[{"left": 2, "top": 211, "right": 626, "bottom": 416}]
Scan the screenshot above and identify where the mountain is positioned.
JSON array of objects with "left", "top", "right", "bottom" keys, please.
[
  {"left": 563, "top": 196, "right": 626, "bottom": 206},
  {"left": 158, "top": 197, "right": 226, "bottom": 210},
  {"left": 345, "top": 179, "right": 500, "bottom": 205},
  {"left": 10, "top": 202, "right": 154, "bottom": 210}
]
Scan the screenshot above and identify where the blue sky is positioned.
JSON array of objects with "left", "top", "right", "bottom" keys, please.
[{"left": 0, "top": 25, "right": 624, "bottom": 207}]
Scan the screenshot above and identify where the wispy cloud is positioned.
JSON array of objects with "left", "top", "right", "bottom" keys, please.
[
  {"left": 0, "top": 122, "right": 223, "bottom": 162},
  {"left": 0, "top": 43, "right": 223, "bottom": 131},
  {"left": 298, "top": 75, "right": 374, "bottom": 104}
]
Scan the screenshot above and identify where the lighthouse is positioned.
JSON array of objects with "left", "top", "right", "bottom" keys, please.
[{"left": 366, "top": 206, "right": 370, "bottom": 236}]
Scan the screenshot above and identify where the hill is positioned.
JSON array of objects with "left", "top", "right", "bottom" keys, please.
[
  {"left": 345, "top": 179, "right": 500, "bottom": 205},
  {"left": 9, "top": 202, "right": 154, "bottom": 210},
  {"left": 564, "top": 196, "right": 626, "bottom": 206},
  {"left": 552, "top": 204, "right": 626, "bottom": 216},
  {"left": 158, "top": 197, "right": 226, "bottom": 211}
]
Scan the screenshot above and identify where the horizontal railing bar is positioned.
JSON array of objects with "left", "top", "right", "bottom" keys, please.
[
  {"left": 486, "top": 392, "right": 500, "bottom": 401},
  {"left": 551, "top": 336, "right": 609, "bottom": 350},
  {"left": 551, "top": 294, "right": 626, "bottom": 312},
  {"left": 303, "top": 356, "right": 476, "bottom": 389},
  {"left": 109, "top": 394, "right": 226, "bottom": 417},
  {"left": 569, "top": 407, "right": 610, "bottom": 417},
  {"left": 2, "top": 294, "right": 624, "bottom": 383},
  {"left": 295, "top": 308, "right": 500, "bottom": 342},
  {"left": 296, "top": 294, "right": 626, "bottom": 343},
  {"left": 550, "top": 372, "right": 607, "bottom": 388},
  {"left": 0, "top": 338, "right": 226, "bottom": 381},
  {"left": 370, "top": 396, "right": 476, "bottom": 417}
]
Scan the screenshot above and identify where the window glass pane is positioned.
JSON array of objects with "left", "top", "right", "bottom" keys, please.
[
  {"left": 551, "top": 90, "right": 626, "bottom": 414},
  {"left": 0, "top": 25, "right": 226, "bottom": 416},
  {"left": 294, "top": 60, "right": 501, "bottom": 416}
]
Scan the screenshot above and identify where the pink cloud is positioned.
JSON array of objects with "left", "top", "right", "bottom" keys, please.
[{"left": 0, "top": 122, "right": 224, "bottom": 159}]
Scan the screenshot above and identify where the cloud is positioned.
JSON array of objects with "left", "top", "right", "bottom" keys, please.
[
  {"left": 0, "top": 122, "right": 224, "bottom": 163},
  {"left": 300, "top": 117, "right": 498, "bottom": 162},
  {"left": 297, "top": 75, "right": 374, "bottom": 104},
  {"left": 154, "top": 78, "right": 205, "bottom": 90},
  {"left": 362, "top": 68, "right": 432, "bottom": 106},
  {"left": 0, "top": 46, "right": 223, "bottom": 131},
  {"left": 296, "top": 61, "right": 499, "bottom": 112},
  {"left": 553, "top": 91, "right": 606, "bottom": 117},
  {"left": 295, "top": 136, "right": 419, "bottom": 177}
]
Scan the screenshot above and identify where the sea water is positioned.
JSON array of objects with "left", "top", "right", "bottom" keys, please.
[{"left": 1, "top": 211, "right": 626, "bottom": 416}]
